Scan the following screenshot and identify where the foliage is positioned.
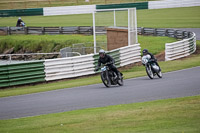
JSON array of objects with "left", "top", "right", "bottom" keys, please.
[{"left": 0, "top": 35, "right": 94, "bottom": 54}]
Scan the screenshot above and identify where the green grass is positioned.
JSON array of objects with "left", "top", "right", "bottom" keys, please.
[
  {"left": 0, "top": 6, "right": 199, "bottom": 28},
  {"left": 0, "top": 34, "right": 176, "bottom": 54},
  {"left": 0, "top": 34, "right": 94, "bottom": 53},
  {"left": 0, "top": 95, "right": 199, "bottom": 133},
  {"left": 0, "top": 40, "right": 199, "bottom": 98}
]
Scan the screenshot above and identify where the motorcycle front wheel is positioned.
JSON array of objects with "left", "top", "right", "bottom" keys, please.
[
  {"left": 146, "top": 65, "right": 154, "bottom": 79},
  {"left": 101, "top": 71, "right": 111, "bottom": 87}
]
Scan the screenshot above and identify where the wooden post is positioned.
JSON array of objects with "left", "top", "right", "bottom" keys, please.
[
  {"left": 182, "top": 31, "right": 185, "bottom": 39},
  {"left": 154, "top": 28, "right": 157, "bottom": 36},
  {"left": 77, "top": 26, "right": 80, "bottom": 34},
  {"left": 59, "top": 27, "right": 62, "bottom": 34},
  {"left": 42, "top": 27, "right": 45, "bottom": 35},
  {"left": 141, "top": 27, "right": 144, "bottom": 35},
  {"left": 174, "top": 30, "right": 177, "bottom": 39},
  {"left": 24, "top": 27, "right": 28, "bottom": 35},
  {"left": 91, "top": 26, "right": 93, "bottom": 35},
  {"left": 7, "top": 26, "right": 11, "bottom": 35}
]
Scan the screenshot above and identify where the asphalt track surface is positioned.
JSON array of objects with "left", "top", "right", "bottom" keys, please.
[{"left": 0, "top": 67, "right": 200, "bottom": 120}]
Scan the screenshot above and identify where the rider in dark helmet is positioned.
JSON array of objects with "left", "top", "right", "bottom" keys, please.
[
  {"left": 95, "top": 49, "right": 122, "bottom": 79},
  {"left": 142, "top": 49, "right": 161, "bottom": 70}
]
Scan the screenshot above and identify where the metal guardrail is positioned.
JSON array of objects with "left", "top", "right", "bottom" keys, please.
[{"left": 0, "top": 26, "right": 193, "bottom": 40}]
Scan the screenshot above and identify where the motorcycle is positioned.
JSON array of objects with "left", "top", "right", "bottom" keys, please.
[
  {"left": 142, "top": 55, "right": 162, "bottom": 79},
  {"left": 100, "top": 63, "right": 123, "bottom": 87},
  {"left": 20, "top": 22, "right": 26, "bottom": 27}
]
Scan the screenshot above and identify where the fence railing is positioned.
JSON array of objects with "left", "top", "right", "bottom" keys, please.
[
  {"left": 0, "top": 26, "right": 194, "bottom": 40},
  {"left": 0, "top": 61, "right": 45, "bottom": 88},
  {"left": 0, "top": 26, "right": 94, "bottom": 35},
  {"left": 165, "top": 32, "right": 196, "bottom": 61}
]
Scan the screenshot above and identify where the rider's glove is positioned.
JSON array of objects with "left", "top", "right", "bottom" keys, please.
[
  {"left": 149, "top": 59, "right": 155, "bottom": 62},
  {"left": 95, "top": 67, "right": 99, "bottom": 71}
]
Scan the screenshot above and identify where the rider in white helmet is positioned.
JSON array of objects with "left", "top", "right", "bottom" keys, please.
[
  {"left": 16, "top": 17, "right": 25, "bottom": 27},
  {"left": 95, "top": 49, "right": 122, "bottom": 79},
  {"left": 142, "top": 49, "right": 161, "bottom": 70}
]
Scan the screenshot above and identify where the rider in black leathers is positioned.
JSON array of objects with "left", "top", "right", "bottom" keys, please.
[
  {"left": 16, "top": 17, "right": 25, "bottom": 27},
  {"left": 95, "top": 49, "right": 122, "bottom": 79}
]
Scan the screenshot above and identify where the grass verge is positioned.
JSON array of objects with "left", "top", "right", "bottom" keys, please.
[
  {"left": 0, "top": 6, "right": 199, "bottom": 28},
  {"left": 0, "top": 34, "right": 176, "bottom": 54},
  {"left": 0, "top": 95, "right": 199, "bottom": 132}
]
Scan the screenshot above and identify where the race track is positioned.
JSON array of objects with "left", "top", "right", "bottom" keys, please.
[{"left": 0, "top": 66, "right": 200, "bottom": 120}]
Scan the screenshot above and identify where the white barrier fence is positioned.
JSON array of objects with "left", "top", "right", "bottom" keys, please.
[
  {"left": 149, "top": 0, "right": 200, "bottom": 9},
  {"left": 44, "top": 54, "right": 95, "bottom": 81},
  {"left": 119, "top": 44, "right": 141, "bottom": 67},
  {"left": 44, "top": 44, "right": 141, "bottom": 81},
  {"left": 165, "top": 33, "right": 196, "bottom": 61},
  {"left": 43, "top": 5, "right": 96, "bottom": 16}
]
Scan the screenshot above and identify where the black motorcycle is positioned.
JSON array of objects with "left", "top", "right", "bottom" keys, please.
[
  {"left": 142, "top": 55, "right": 162, "bottom": 79},
  {"left": 99, "top": 63, "right": 123, "bottom": 87}
]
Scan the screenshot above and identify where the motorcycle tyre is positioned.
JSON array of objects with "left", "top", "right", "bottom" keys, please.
[
  {"left": 157, "top": 70, "right": 162, "bottom": 78},
  {"left": 146, "top": 65, "right": 154, "bottom": 79},
  {"left": 117, "top": 74, "right": 123, "bottom": 86},
  {"left": 101, "top": 72, "right": 111, "bottom": 88}
]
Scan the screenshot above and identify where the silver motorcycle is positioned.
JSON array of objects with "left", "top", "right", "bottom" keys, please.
[{"left": 142, "top": 55, "right": 162, "bottom": 79}]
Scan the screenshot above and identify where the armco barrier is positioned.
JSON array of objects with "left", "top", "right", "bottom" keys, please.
[
  {"left": 96, "top": 2, "right": 148, "bottom": 10},
  {"left": 119, "top": 44, "right": 141, "bottom": 67},
  {"left": 0, "top": 61, "right": 45, "bottom": 88},
  {"left": 0, "top": 8, "right": 43, "bottom": 17},
  {"left": 0, "top": 65, "right": 9, "bottom": 88},
  {"left": 44, "top": 54, "right": 95, "bottom": 81},
  {"left": 43, "top": 5, "right": 96, "bottom": 16},
  {"left": 0, "top": 44, "right": 141, "bottom": 88},
  {"left": 165, "top": 32, "right": 196, "bottom": 61},
  {"left": 149, "top": 0, "right": 200, "bottom": 9}
]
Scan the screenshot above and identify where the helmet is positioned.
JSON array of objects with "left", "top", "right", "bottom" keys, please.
[
  {"left": 142, "top": 49, "right": 148, "bottom": 55},
  {"left": 99, "top": 49, "right": 105, "bottom": 55},
  {"left": 18, "top": 17, "right": 21, "bottom": 20},
  {"left": 99, "top": 49, "right": 105, "bottom": 57}
]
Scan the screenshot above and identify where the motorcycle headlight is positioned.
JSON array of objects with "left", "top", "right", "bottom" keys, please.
[{"left": 101, "top": 66, "right": 106, "bottom": 72}]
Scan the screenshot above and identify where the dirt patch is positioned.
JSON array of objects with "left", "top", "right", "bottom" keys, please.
[
  {"left": 155, "top": 51, "right": 165, "bottom": 61},
  {"left": 194, "top": 45, "right": 200, "bottom": 54}
]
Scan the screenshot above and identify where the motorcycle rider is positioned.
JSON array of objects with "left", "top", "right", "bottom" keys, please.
[
  {"left": 142, "top": 49, "right": 161, "bottom": 71},
  {"left": 95, "top": 49, "right": 122, "bottom": 79},
  {"left": 16, "top": 17, "right": 25, "bottom": 27}
]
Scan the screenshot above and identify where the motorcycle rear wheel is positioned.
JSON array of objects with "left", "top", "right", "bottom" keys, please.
[
  {"left": 117, "top": 73, "right": 123, "bottom": 86},
  {"left": 101, "top": 72, "right": 111, "bottom": 87},
  {"left": 157, "top": 70, "right": 162, "bottom": 78}
]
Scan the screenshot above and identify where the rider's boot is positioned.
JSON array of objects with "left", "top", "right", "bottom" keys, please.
[{"left": 117, "top": 72, "right": 121, "bottom": 80}]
